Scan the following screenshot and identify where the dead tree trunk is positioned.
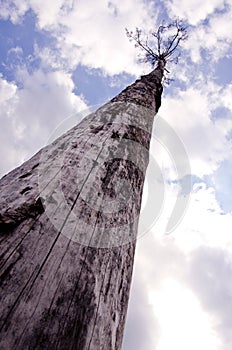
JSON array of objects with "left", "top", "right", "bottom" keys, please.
[{"left": 0, "top": 63, "right": 164, "bottom": 349}]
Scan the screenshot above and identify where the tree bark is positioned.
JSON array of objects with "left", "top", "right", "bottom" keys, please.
[{"left": 0, "top": 64, "right": 164, "bottom": 349}]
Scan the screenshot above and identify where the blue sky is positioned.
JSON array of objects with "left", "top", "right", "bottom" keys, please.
[{"left": 0, "top": 1, "right": 232, "bottom": 349}]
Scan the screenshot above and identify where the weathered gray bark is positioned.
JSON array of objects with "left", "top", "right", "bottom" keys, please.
[{"left": 0, "top": 63, "right": 164, "bottom": 349}]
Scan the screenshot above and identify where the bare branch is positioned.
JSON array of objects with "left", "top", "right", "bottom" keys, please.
[
  {"left": 126, "top": 27, "right": 158, "bottom": 61},
  {"left": 126, "top": 19, "right": 187, "bottom": 72}
]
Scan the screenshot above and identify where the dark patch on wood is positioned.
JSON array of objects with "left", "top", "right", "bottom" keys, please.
[
  {"left": 122, "top": 125, "right": 150, "bottom": 149},
  {"left": 45, "top": 194, "right": 58, "bottom": 205},
  {"left": 19, "top": 172, "right": 32, "bottom": 179},
  {"left": 111, "top": 66, "right": 164, "bottom": 112},
  {"left": 20, "top": 186, "right": 32, "bottom": 195},
  {"left": 155, "top": 83, "right": 163, "bottom": 112},
  {"left": 0, "top": 220, "right": 17, "bottom": 234},
  {"left": 0, "top": 252, "right": 22, "bottom": 287},
  {"left": 112, "top": 130, "right": 120, "bottom": 139},
  {"left": 90, "top": 125, "right": 104, "bottom": 134},
  {"left": 32, "top": 163, "right": 39, "bottom": 170},
  {"left": 68, "top": 157, "right": 144, "bottom": 231},
  {"left": 20, "top": 265, "right": 97, "bottom": 349},
  {"left": 118, "top": 268, "right": 124, "bottom": 294},
  {"left": 33, "top": 197, "right": 45, "bottom": 215},
  {"left": 101, "top": 159, "right": 143, "bottom": 200},
  {"left": 0, "top": 197, "right": 45, "bottom": 233},
  {"left": 105, "top": 271, "right": 112, "bottom": 297}
]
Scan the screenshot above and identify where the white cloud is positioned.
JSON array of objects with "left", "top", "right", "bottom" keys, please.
[
  {"left": 212, "top": 159, "right": 232, "bottom": 213},
  {"left": 0, "top": 0, "right": 29, "bottom": 23},
  {"left": 28, "top": 0, "right": 67, "bottom": 28},
  {"left": 0, "top": 0, "right": 159, "bottom": 75},
  {"left": 187, "top": 246, "right": 232, "bottom": 349},
  {"left": 182, "top": 3, "right": 232, "bottom": 63},
  {"left": 126, "top": 232, "right": 222, "bottom": 350},
  {"left": 149, "top": 278, "right": 221, "bottom": 350},
  {"left": 0, "top": 75, "right": 17, "bottom": 104},
  {"left": 45, "top": 0, "right": 158, "bottom": 75},
  {"left": 122, "top": 266, "right": 160, "bottom": 350},
  {"left": 170, "top": 183, "right": 232, "bottom": 253},
  {"left": 221, "top": 84, "right": 232, "bottom": 110},
  {"left": 165, "top": 0, "right": 225, "bottom": 25},
  {"left": 130, "top": 194, "right": 232, "bottom": 349},
  {"left": 0, "top": 70, "right": 86, "bottom": 178},
  {"left": 159, "top": 84, "right": 232, "bottom": 177},
  {"left": 1, "top": 0, "right": 231, "bottom": 74},
  {"left": 0, "top": 0, "right": 67, "bottom": 26},
  {"left": 0, "top": 77, "right": 21, "bottom": 175}
]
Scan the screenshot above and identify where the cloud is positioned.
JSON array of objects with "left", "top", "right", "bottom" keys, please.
[
  {"left": 0, "top": 0, "right": 67, "bottom": 26},
  {"left": 183, "top": 5, "right": 232, "bottom": 64},
  {"left": 0, "top": 0, "right": 160, "bottom": 75},
  {"left": 122, "top": 234, "right": 187, "bottom": 349},
  {"left": 165, "top": 0, "right": 225, "bottom": 25},
  {"left": 42, "top": 0, "right": 159, "bottom": 75},
  {"left": 0, "top": 69, "right": 86, "bottom": 178},
  {"left": 0, "top": 0, "right": 29, "bottom": 24},
  {"left": 156, "top": 179, "right": 232, "bottom": 254},
  {"left": 159, "top": 84, "right": 232, "bottom": 177},
  {"left": 150, "top": 278, "right": 221, "bottom": 350},
  {"left": 187, "top": 246, "right": 232, "bottom": 349},
  {"left": 221, "top": 84, "right": 232, "bottom": 110},
  {"left": 122, "top": 260, "right": 160, "bottom": 350},
  {"left": 125, "top": 232, "right": 223, "bottom": 350},
  {"left": 0, "top": 74, "right": 17, "bottom": 103},
  {"left": 136, "top": 124, "right": 232, "bottom": 348},
  {"left": 128, "top": 205, "right": 232, "bottom": 349},
  {"left": 0, "top": 76, "right": 21, "bottom": 176},
  {"left": 212, "top": 159, "right": 232, "bottom": 213},
  {"left": 1, "top": 1, "right": 231, "bottom": 77}
]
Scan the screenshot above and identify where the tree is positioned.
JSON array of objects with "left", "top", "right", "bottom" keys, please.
[
  {"left": 126, "top": 19, "right": 187, "bottom": 77},
  {"left": 0, "top": 21, "right": 186, "bottom": 349}
]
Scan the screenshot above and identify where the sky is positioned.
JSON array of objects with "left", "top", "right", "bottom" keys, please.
[{"left": 0, "top": 0, "right": 232, "bottom": 349}]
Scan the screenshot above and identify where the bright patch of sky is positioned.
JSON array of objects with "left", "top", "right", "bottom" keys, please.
[
  {"left": 0, "top": 0, "right": 232, "bottom": 349},
  {"left": 72, "top": 65, "right": 134, "bottom": 105},
  {"left": 212, "top": 159, "right": 232, "bottom": 213},
  {"left": 214, "top": 57, "right": 232, "bottom": 85},
  {"left": 149, "top": 278, "right": 221, "bottom": 350},
  {"left": 0, "top": 10, "right": 54, "bottom": 83}
]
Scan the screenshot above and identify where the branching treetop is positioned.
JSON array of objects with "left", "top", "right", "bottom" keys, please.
[{"left": 126, "top": 19, "right": 187, "bottom": 69}]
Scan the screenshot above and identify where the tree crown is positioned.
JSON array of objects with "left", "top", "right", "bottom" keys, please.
[{"left": 126, "top": 19, "right": 187, "bottom": 69}]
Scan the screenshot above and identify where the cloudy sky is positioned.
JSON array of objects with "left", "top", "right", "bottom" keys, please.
[{"left": 0, "top": 0, "right": 232, "bottom": 349}]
